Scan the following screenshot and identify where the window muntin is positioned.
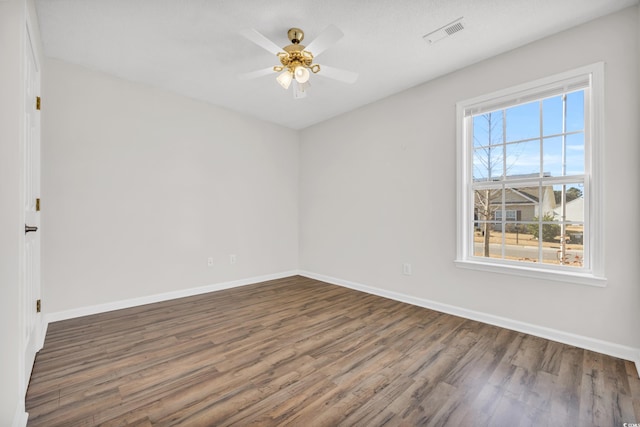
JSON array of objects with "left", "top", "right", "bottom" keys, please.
[{"left": 456, "top": 64, "right": 604, "bottom": 284}]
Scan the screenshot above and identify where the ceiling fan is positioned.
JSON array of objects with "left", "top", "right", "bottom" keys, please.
[{"left": 239, "top": 25, "right": 358, "bottom": 99}]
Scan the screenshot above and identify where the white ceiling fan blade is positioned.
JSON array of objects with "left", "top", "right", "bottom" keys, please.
[
  {"left": 304, "top": 24, "right": 344, "bottom": 57},
  {"left": 240, "top": 28, "right": 283, "bottom": 56},
  {"left": 317, "top": 65, "right": 358, "bottom": 84},
  {"left": 238, "top": 67, "right": 275, "bottom": 80}
]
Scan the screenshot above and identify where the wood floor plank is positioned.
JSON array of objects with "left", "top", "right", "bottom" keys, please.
[{"left": 25, "top": 276, "right": 640, "bottom": 426}]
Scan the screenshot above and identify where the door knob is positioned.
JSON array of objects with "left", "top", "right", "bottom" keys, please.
[{"left": 25, "top": 225, "right": 38, "bottom": 234}]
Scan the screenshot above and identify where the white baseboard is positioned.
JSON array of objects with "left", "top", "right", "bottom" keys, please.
[
  {"left": 299, "top": 270, "right": 640, "bottom": 377},
  {"left": 12, "top": 401, "right": 27, "bottom": 427},
  {"left": 45, "top": 270, "right": 299, "bottom": 324}
]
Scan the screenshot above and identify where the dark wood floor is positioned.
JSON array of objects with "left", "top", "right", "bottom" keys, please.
[{"left": 26, "top": 276, "right": 640, "bottom": 426}]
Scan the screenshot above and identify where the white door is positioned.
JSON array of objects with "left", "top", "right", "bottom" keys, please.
[{"left": 21, "top": 22, "right": 42, "bottom": 393}]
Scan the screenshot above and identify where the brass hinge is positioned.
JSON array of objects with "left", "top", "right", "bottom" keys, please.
[
  {"left": 36, "top": 299, "right": 41, "bottom": 313},
  {"left": 36, "top": 198, "right": 40, "bottom": 212},
  {"left": 36, "top": 96, "right": 41, "bottom": 110}
]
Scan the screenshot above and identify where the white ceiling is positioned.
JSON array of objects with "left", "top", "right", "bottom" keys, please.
[{"left": 35, "top": 0, "right": 637, "bottom": 130}]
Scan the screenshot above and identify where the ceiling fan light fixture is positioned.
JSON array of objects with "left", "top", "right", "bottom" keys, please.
[
  {"left": 294, "top": 65, "right": 310, "bottom": 83},
  {"left": 298, "top": 80, "right": 310, "bottom": 91},
  {"left": 293, "top": 80, "right": 308, "bottom": 99},
  {"left": 241, "top": 25, "right": 358, "bottom": 99},
  {"left": 276, "top": 70, "right": 293, "bottom": 89}
]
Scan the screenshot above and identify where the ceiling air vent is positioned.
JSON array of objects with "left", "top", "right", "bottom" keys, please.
[{"left": 423, "top": 17, "right": 465, "bottom": 44}]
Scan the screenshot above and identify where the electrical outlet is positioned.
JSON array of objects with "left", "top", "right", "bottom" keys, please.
[
  {"left": 207, "top": 257, "right": 214, "bottom": 267},
  {"left": 402, "top": 263, "right": 412, "bottom": 275},
  {"left": 230, "top": 254, "right": 237, "bottom": 264}
]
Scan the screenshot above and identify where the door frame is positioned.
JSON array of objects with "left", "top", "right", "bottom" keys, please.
[{"left": 19, "top": 13, "right": 45, "bottom": 406}]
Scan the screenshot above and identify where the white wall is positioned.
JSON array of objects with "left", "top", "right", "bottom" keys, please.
[
  {"left": 300, "top": 7, "right": 640, "bottom": 351},
  {"left": 42, "top": 59, "right": 299, "bottom": 313}
]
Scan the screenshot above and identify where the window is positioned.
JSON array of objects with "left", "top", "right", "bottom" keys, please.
[{"left": 456, "top": 64, "right": 605, "bottom": 286}]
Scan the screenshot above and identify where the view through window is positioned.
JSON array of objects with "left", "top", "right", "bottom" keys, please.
[
  {"left": 472, "top": 90, "right": 585, "bottom": 267},
  {"left": 457, "top": 64, "right": 605, "bottom": 283}
]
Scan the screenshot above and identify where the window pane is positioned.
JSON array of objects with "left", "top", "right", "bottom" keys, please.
[
  {"left": 473, "top": 223, "right": 503, "bottom": 259},
  {"left": 542, "top": 95, "right": 563, "bottom": 136},
  {"left": 543, "top": 246, "right": 584, "bottom": 267},
  {"left": 552, "top": 183, "right": 584, "bottom": 222},
  {"left": 557, "top": 249, "right": 584, "bottom": 267},
  {"left": 566, "top": 133, "right": 585, "bottom": 175},
  {"left": 474, "top": 189, "right": 502, "bottom": 221},
  {"left": 566, "top": 91, "right": 585, "bottom": 132},
  {"left": 566, "top": 222, "right": 584, "bottom": 246},
  {"left": 504, "top": 222, "right": 539, "bottom": 264},
  {"left": 473, "top": 147, "right": 503, "bottom": 181},
  {"left": 536, "top": 214, "right": 562, "bottom": 245},
  {"left": 541, "top": 210, "right": 584, "bottom": 267},
  {"left": 543, "top": 135, "right": 584, "bottom": 177},
  {"left": 473, "top": 223, "right": 487, "bottom": 257},
  {"left": 503, "top": 186, "right": 539, "bottom": 223},
  {"left": 506, "top": 101, "right": 540, "bottom": 142},
  {"left": 505, "top": 140, "right": 540, "bottom": 177},
  {"left": 543, "top": 136, "right": 563, "bottom": 177},
  {"left": 531, "top": 213, "right": 564, "bottom": 267},
  {"left": 473, "top": 112, "right": 503, "bottom": 147}
]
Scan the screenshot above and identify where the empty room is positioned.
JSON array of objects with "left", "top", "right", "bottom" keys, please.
[{"left": 1, "top": 0, "right": 639, "bottom": 425}]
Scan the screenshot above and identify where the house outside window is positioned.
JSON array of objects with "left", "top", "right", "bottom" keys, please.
[
  {"left": 493, "top": 208, "right": 520, "bottom": 232},
  {"left": 456, "top": 64, "right": 605, "bottom": 286},
  {"left": 493, "top": 209, "right": 519, "bottom": 222}
]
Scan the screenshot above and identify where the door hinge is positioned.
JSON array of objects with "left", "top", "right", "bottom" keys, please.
[
  {"left": 36, "top": 96, "right": 41, "bottom": 111},
  {"left": 36, "top": 299, "right": 41, "bottom": 313},
  {"left": 36, "top": 198, "right": 40, "bottom": 212}
]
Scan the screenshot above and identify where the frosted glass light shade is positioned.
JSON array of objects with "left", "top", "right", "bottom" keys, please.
[
  {"left": 293, "top": 80, "right": 310, "bottom": 99},
  {"left": 294, "top": 66, "right": 310, "bottom": 83},
  {"left": 277, "top": 71, "right": 293, "bottom": 89}
]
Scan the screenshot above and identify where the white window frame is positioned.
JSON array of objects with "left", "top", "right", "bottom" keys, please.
[{"left": 455, "top": 63, "right": 606, "bottom": 286}]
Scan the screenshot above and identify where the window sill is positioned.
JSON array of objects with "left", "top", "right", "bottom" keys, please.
[{"left": 454, "top": 259, "right": 607, "bottom": 287}]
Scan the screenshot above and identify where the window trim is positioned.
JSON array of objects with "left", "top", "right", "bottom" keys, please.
[{"left": 455, "top": 63, "right": 606, "bottom": 286}]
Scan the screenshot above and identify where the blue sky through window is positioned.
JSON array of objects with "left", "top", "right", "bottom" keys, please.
[{"left": 472, "top": 90, "right": 585, "bottom": 180}]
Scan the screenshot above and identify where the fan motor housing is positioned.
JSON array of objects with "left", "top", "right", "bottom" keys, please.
[{"left": 287, "top": 28, "right": 304, "bottom": 44}]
